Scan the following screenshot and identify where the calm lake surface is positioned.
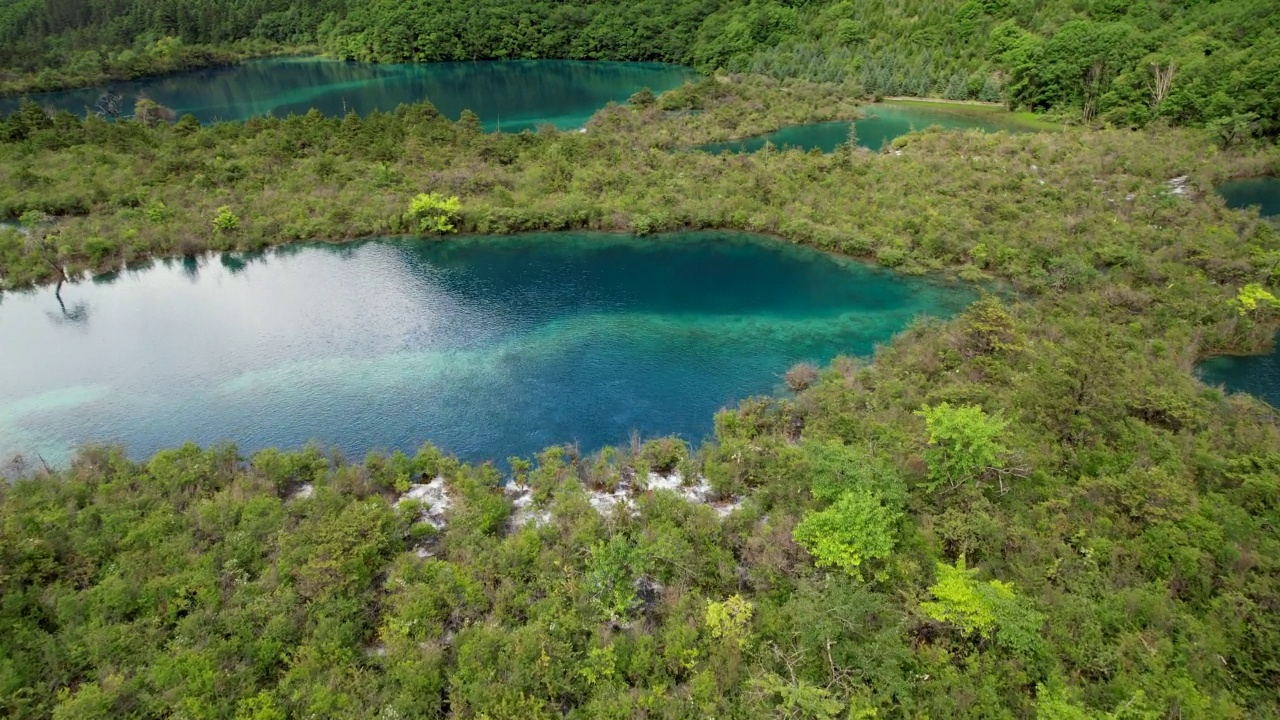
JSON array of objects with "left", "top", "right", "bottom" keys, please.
[
  {"left": 0, "top": 232, "right": 974, "bottom": 464},
  {"left": 1200, "top": 336, "right": 1280, "bottom": 407},
  {"left": 699, "top": 103, "right": 1040, "bottom": 154},
  {"left": 0, "top": 57, "right": 696, "bottom": 130},
  {"left": 1219, "top": 177, "right": 1280, "bottom": 218}
]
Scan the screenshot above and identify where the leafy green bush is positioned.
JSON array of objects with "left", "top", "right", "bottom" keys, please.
[
  {"left": 641, "top": 436, "right": 688, "bottom": 476},
  {"left": 705, "top": 594, "right": 753, "bottom": 647},
  {"left": 212, "top": 205, "right": 240, "bottom": 233},
  {"left": 407, "top": 192, "right": 462, "bottom": 234}
]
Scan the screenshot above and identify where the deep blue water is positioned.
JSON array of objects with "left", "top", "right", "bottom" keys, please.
[
  {"left": 1219, "top": 177, "right": 1280, "bottom": 218},
  {"left": 0, "top": 232, "right": 974, "bottom": 464},
  {"left": 698, "top": 103, "right": 1041, "bottom": 153},
  {"left": 0, "top": 58, "right": 696, "bottom": 130}
]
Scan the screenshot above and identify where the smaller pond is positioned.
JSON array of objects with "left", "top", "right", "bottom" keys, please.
[
  {"left": 1200, "top": 337, "right": 1280, "bottom": 407},
  {"left": 698, "top": 102, "right": 1041, "bottom": 154},
  {"left": 1218, "top": 177, "right": 1280, "bottom": 218}
]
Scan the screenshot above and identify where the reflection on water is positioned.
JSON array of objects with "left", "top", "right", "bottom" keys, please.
[{"left": 0, "top": 231, "right": 975, "bottom": 464}]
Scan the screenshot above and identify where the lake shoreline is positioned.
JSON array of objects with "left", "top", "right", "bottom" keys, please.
[
  {"left": 0, "top": 44, "right": 317, "bottom": 98},
  {"left": 2, "top": 223, "right": 976, "bottom": 300}
]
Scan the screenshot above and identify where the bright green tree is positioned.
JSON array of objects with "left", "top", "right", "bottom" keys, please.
[
  {"left": 212, "top": 205, "right": 240, "bottom": 233},
  {"left": 922, "top": 558, "right": 1044, "bottom": 655},
  {"left": 586, "top": 534, "right": 641, "bottom": 622},
  {"left": 793, "top": 489, "right": 900, "bottom": 579},
  {"left": 408, "top": 192, "right": 462, "bottom": 234},
  {"left": 1034, "top": 681, "right": 1099, "bottom": 720},
  {"left": 747, "top": 672, "right": 844, "bottom": 720},
  {"left": 705, "top": 594, "right": 754, "bottom": 647},
  {"left": 922, "top": 557, "right": 1002, "bottom": 637},
  {"left": 1235, "top": 283, "right": 1278, "bottom": 315},
  {"left": 915, "top": 403, "right": 1008, "bottom": 492}
]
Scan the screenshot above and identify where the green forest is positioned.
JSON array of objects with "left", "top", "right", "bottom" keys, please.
[
  {"left": 3, "top": 1, "right": 1280, "bottom": 719},
  {"left": 1, "top": 0, "right": 1279, "bottom": 135}
]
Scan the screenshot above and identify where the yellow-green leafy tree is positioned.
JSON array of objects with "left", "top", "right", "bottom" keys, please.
[
  {"left": 408, "top": 192, "right": 462, "bottom": 234},
  {"left": 705, "top": 594, "right": 754, "bottom": 648},
  {"left": 1234, "top": 283, "right": 1278, "bottom": 315},
  {"left": 922, "top": 557, "right": 1044, "bottom": 656},
  {"left": 792, "top": 489, "right": 900, "bottom": 580}
]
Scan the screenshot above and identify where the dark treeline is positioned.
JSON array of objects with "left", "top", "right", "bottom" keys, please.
[{"left": 1, "top": 0, "right": 1278, "bottom": 136}]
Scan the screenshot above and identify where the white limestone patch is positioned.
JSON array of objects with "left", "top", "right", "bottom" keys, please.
[
  {"left": 645, "top": 471, "right": 743, "bottom": 514},
  {"left": 506, "top": 483, "right": 551, "bottom": 528},
  {"left": 592, "top": 471, "right": 743, "bottom": 517},
  {"left": 645, "top": 471, "right": 711, "bottom": 502},
  {"left": 504, "top": 473, "right": 744, "bottom": 529},
  {"left": 289, "top": 483, "right": 314, "bottom": 500},
  {"left": 588, "top": 486, "right": 632, "bottom": 515},
  {"left": 399, "top": 476, "right": 451, "bottom": 529},
  {"left": 1165, "top": 175, "right": 1190, "bottom": 196}
]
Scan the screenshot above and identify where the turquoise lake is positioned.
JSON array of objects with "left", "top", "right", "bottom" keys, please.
[
  {"left": 1218, "top": 177, "right": 1280, "bottom": 218},
  {"left": 698, "top": 103, "right": 1040, "bottom": 153},
  {"left": 1200, "top": 339, "right": 1280, "bottom": 407},
  {"left": 0, "top": 232, "right": 974, "bottom": 464},
  {"left": 1199, "top": 180, "right": 1280, "bottom": 402},
  {"left": 0, "top": 57, "right": 696, "bottom": 130}
]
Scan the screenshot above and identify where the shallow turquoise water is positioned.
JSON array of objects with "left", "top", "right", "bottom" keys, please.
[
  {"left": 1200, "top": 337, "right": 1280, "bottom": 407},
  {"left": 698, "top": 103, "right": 1038, "bottom": 154},
  {"left": 1218, "top": 177, "right": 1280, "bottom": 218},
  {"left": 0, "top": 58, "right": 695, "bottom": 130},
  {"left": 0, "top": 232, "right": 974, "bottom": 464}
]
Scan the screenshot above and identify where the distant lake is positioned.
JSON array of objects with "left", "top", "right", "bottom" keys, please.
[
  {"left": 698, "top": 102, "right": 1043, "bottom": 154},
  {"left": 0, "top": 232, "right": 974, "bottom": 464},
  {"left": 1219, "top": 177, "right": 1280, "bottom": 218},
  {"left": 0, "top": 58, "right": 696, "bottom": 130}
]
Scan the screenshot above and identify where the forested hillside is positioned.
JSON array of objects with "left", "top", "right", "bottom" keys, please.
[{"left": 1, "top": 0, "right": 1278, "bottom": 135}]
